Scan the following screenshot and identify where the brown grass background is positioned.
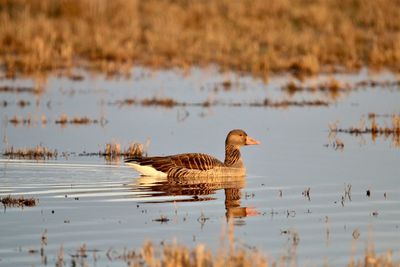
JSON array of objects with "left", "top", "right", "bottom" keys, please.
[{"left": 1, "top": 0, "right": 400, "bottom": 78}]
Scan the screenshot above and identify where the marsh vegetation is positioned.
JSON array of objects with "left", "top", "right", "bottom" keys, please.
[
  {"left": 1, "top": 195, "right": 37, "bottom": 208},
  {"left": 1, "top": 0, "right": 400, "bottom": 79}
]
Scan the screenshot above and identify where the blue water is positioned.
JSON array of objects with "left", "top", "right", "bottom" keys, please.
[{"left": 0, "top": 67, "right": 399, "bottom": 266}]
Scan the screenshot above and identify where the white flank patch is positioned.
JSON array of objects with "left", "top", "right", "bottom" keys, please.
[{"left": 125, "top": 162, "right": 167, "bottom": 177}]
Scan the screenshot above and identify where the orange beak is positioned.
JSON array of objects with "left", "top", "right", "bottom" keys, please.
[{"left": 245, "top": 136, "right": 261, "bottom": 145}]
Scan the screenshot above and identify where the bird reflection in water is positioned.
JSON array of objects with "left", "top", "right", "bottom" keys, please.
[{"left": 130, "top": 175, "right": 258, "bottom": 222}]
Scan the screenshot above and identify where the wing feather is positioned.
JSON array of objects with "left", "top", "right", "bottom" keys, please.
[{"left": 125, "top": 153, "right": 223, "bottom": 173}]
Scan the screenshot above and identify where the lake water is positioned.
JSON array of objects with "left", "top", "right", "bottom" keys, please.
[{"left": 0, "top": 67, "right": 399, "bottom": 266}]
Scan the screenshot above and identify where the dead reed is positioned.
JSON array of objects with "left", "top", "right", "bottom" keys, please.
[
  {"left": 103, "top": 241, "right": 271, "bottom": 267},
  {"left": 283, "top": 79, "right": 349, "bottom": 95},
  {"left": 283, "top": 78, "right": 400, "bottom": 96},
  {"left": 141, "top": 97, "right": 178, "bottom": 108},
  {"left": 17, "top": 100, "right": 30, "bottom": 107},
  {"left": 59, "top": 240, "right": 400, "bottom": 267},
  {"left": 100, "top": 141, "right": 146, "bottom": 159},
  {"left": 55, "top": 114, "right": 103, "bottom": 125},
  {"left": 7, "top": 115, "right": 48, "bottom": 126},
  {"left": 25, "top": 220, "right": 400, "bottom": 266},
  {"left": 1, "top": 195, "right": 37, "bottom": 208},
  {"left": 0, "top": 85, "right": 37, "bottom": 93},
  {"left": 1, "top": 100, "right": 33, "bottom": 108},
  {"left": 330, "top": 115, "right": 400, "bottom": 136},
  {"left": 3, "top": 145, "right": 58, "bottom": 159},
  {"left": 349, "top": 250, "right": 399, "bottom": 267},
  {"left": 116, "top": 97, "right": 180, "bottom": 108},
  {"left": 8, "top": 115, "right": 32, "bottom": 125},
  {"left": 115, "top": 97, "right": 330, "bottom": 108},
  {"left": 330, "top": 115, "right": 400, "bottom": 147},
  {"left": 1, "top": 0, "right": 400, "bottom": 78},
  {"left": 255, "top": 98, "right": 329, "bottom": 108}
]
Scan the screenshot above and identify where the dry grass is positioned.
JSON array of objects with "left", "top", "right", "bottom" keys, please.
[
  {"left": 283, "top": 79, "right": 349, "bottom": 95},
  {"left": 116, "top": 97, "right": 179, "bottom": 108},
  {"left": 330, "top": 115, "right": 400, "bottom": 147},
  {"left": 1, "top": 195, "right": 37, "bottom": 208},
  {"left": 55, "top": 114, "right": 103, "bottom": 125},
  {"left": 1, "top": 0, "right": 400, "bottom": 78},
  {"left": 141, "top": 97, "right": 178, "bottom": 108},
  {"left": 1, "top": 100, "right": 32, "bottom": 108},
  {"left": 56, "top": 240, "right": 400, "bottom": 267},
  {"left": 331, "top": 115, "right": 400, "bottom": 135},
  {"left": 26, "top": 221, "right": 400, "bottom": 266},
  {"left": 3, "top": 145, "right": 58, "bottom": 159},
  {"left": 254, "top": 98, "right": 329, "bottom": 108},
  {"left": 349, "top": 249, "right": 400, "bottom": 267},
  {"left": 115, "top": 97, "right": 330, "bottom": 108},
  {"left": 0, "top": 85, "right": 37, "bottom": 93},
  {"left": 100, "top": 141, "right": 147, "bottom": 160},
  {"left": 8, "top": 115, "right": 32, "bottom": 125},
  {"left": 99, "top": 236, "right": 272, "bottom": 267},
  {"left": 283, "top": 78, "right": 400, "bottom": 96},
  {"left": 55, "top": 114, "right": 69, "bottom": 124},
  {"left": 9, "top": 114, "right": 47, "bottom": 126},
  {"left": 8, "top": 114, "right": 103, "bottom": 127}
]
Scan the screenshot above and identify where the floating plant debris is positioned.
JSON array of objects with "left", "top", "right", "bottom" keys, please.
[
  {"left": 115, "top": 97, "right": 180, "bottom": 108},
  {"left": 55, "top": 114, "right": 106, "bottom": 125},
  {"left": 1, "top": 195, "right": 37, "bottom": 208},
  {"left": 283, "top": 79, "right": 400, "bottom": 95},
  {"left": 152, "top": 215, "right": 170, "bottom": 223},
  {"left": 324, "top": 138, "right": 345, "bottom": 150},
  {"left": 355, "top": 79, "right": 400, "bottom": 88},
  {"left": 114, "top": 97, "right": 330, "bottom": 108},
  {"left": 119, "top": 98, "right": 136, "bottom": 106},
  {"left": 302, "top": 187, "right": 311, "bottom": 200},
  {"left": 17, "top": 100, "right": 31, "bottom": 107},
  {"left": 283, "top": 79, "right": 348, "bottom": 94},
  {"left": 9, "top": 115, "right": 32, "bottom": 125},
  {"left": 221, "top": 80, "right": 233, "bottom": 90},
  {"left": 368, "top": 113, "right": 400, "bottom": 119},
  {"left": 1, "top": 100, "right": 34, "bottom": 108},
  {"left": 3, "top": 145, "right": 58, "bottom": 159},
  {"left": 352, "top": 229, "right": 360, "bottom": 240},
  {"left": 68, "top": 73, "right": 85, "bottom": 81},
  {"left": 8, "top": 115, "right": 48, "bottom": 126},
  {"left": 0, "top": 85, "right": 38, "bottom": 94},
  {"left": 141, "top": 97, "right": 178, "bottom": 108},
  {"left": 251, "top": 99, "right": 329, "bottom": 108},
  {"left": 8, "top": 114, "right": 105, "bottom": 127}
]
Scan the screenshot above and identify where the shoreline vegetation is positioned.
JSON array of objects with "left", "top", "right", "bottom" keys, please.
[
  {"left": 48, "top": 240, "right": 400, "bottom": 267},
  {"left": 1, "top": 195, "right": 37, "bottom": 208},
  {"left": 329, "top": 114, "right": 400, "bottom": 148},
  {"left": 1, "top": 0, "right": 400, "bottom": 79},
  {"left": 25, "top": 224, "right": 400, "bottom": 266},
  {"left": 2, "top": 141, "right": 146, "bottom": 160}
]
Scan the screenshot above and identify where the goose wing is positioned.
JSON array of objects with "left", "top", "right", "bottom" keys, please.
[{"left": 125, "top": 153, "right": 223, "bottom": 173}]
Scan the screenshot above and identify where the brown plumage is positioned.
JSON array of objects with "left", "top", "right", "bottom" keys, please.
[{"left": 125, "top": 129, "right": 260, "bottom": 177}]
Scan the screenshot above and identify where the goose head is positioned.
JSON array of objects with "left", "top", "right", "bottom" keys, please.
[{"left": 225, "top": 129, "right": 261, "bottom": 148}]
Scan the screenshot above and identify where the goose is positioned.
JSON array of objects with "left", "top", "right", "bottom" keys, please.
[{"left": 124, "top": 129, "right": 260, "bottom": 178}]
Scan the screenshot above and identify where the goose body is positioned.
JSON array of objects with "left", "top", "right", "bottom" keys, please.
[{"left": 125, "top": 129, "right": 260, "bottom": 178}]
